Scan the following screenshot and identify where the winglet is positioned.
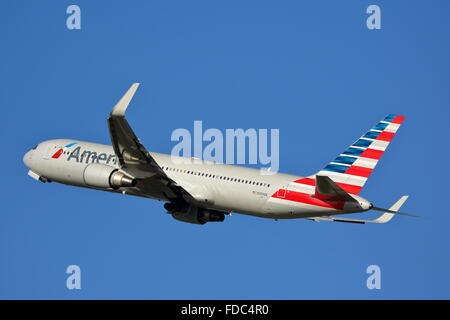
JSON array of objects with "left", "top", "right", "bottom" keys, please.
[{"left": 111, "top": 83, "right": 140, "bottom": 117}]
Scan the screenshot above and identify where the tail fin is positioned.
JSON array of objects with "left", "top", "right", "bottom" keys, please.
[{"left": 297, "top": 114, "right": 405, "bottom": 195}]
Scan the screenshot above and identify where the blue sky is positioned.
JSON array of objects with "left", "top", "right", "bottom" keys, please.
[{"left": 1, "top": 0, "right": 449, "bottom": 299}]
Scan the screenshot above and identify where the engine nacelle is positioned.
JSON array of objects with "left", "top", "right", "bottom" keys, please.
[
  {"left": 83, "top": 163, "right": 136, "bottom": 189},
  {"left": 165, "top": 203, "right": 226, "bottom": 225}
]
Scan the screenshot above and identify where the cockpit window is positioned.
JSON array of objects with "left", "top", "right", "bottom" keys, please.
[{"left": 32, "top": 145, "right": 38, "bottom": 150}]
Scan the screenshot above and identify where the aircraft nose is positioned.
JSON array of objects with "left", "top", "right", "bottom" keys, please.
[{"left": 23, "top": 150, "right": 32, "bottom": 168}]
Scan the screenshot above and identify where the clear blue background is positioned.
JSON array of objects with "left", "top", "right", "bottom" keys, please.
[{"left": 1, "top": 0, "right": 449, "bottom": 299}]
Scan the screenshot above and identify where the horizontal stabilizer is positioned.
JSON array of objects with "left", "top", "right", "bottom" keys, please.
[
  {"left": 372, "top": 199, "right": 420, "bottom": 218},
  {"left": 315, "top": 175, "right": 355, "bottom": 202},
  {"left": 308, "top": 195, "right": 410, "bottom": 224}
]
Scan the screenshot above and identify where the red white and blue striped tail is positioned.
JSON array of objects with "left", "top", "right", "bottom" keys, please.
[{"left": 295, "top": 114, "right": 405, "bottom": 195}]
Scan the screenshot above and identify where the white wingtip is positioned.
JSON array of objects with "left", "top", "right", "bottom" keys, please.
[
  {"left": 372, "top": 195, "right": 409, "bottom": 223},
  {"left": 111, "top": 83, "right": 140, "bottom": 117}
]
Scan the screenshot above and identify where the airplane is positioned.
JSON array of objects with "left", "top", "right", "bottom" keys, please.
[{"left": 23, "top": 83, "right": 417, "bottom": 225}]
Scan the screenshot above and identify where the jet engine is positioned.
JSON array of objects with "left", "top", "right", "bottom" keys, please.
[
  {"left": 83, "top": 163, "right": 136, "bottom": 189},
  {"left": 164, "top": 202, "right": 226, "bottom": 225}
]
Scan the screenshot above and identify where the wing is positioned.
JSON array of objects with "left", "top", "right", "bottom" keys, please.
[
  {"left": 107, "top": 83, "right": 195, "bottom": 203},
  {"left": 108, "top": 83, "right": 159, "bottom": 175}
]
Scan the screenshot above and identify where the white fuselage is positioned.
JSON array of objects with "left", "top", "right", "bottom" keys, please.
[{"left": 23, "top": 139, "right": 369, "bottom": 220}]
